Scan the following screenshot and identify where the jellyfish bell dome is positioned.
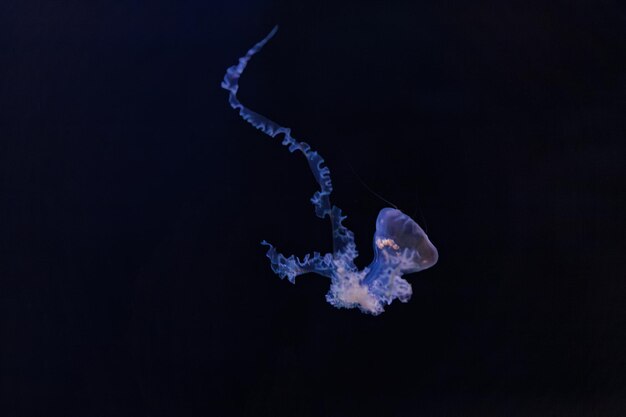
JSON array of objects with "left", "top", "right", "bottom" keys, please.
[{"left": 373, "top": 208, "right": 439, "bottom": 273}]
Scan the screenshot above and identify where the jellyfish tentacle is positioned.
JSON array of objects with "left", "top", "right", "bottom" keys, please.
[
  {"left": 261, "top": 241, "right": 334, "bottom": 283},
  {"left": 221, "top": 26, "right": 357, "bottom": 265}
]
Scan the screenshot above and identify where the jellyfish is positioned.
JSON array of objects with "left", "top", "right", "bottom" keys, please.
[{"left": 221, "top": 26, "right": 438, "bottom": 315}]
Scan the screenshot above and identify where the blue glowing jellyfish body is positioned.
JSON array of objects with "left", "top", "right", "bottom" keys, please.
[{"left": 221, "top": 26, "right": 438, "bottom": 315}]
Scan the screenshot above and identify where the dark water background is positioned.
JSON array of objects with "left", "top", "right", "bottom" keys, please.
[{"left": 1, "top": 1, "right": 625, "bottom": 416}]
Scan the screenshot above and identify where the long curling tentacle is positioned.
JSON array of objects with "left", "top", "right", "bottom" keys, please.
[{"left": 221, "top": 26, "right": 358, "bottom": 267}]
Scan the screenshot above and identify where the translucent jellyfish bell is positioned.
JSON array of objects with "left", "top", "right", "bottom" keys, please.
[{"left": 372, "top": 208, "right": 439, "bottom": 273}]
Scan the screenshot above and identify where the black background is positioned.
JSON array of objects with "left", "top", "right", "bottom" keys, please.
[{"left": 1, "top": 1, "right": 625, "bottom": 416}]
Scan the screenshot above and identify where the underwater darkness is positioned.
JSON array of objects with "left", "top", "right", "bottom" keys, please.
[{"left": 1, "top": 0, "right": 625, "bottom": 416}]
